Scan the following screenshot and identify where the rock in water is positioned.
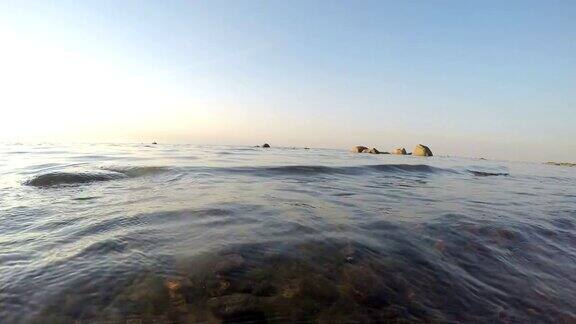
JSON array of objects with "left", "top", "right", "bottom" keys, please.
[
  {"left": 353, "top": 146, "right": 382, "bottom": 154},
  {"left": 352, "top": 146, "right": 368, "bottom": 153},
  {"left": 207, "top": 294, "right": 258, "bottom": 317},
  {"left": 165, "top": 278, "right": 189, "bottom": 313},
  {"left": 413, "top": 144, "right": 433, "bottom": 157},
  {"left": 394, "top": 148, "right": 406, "bottom": 155},
  {"left": 262, "top": 143, "right": 271, "bottom": 148},
  {"left": 545, "top": 162, "right": 576, "bottom": 167},
  {"left": 213, "top": 253, "right": 245, "bottom": 274}
]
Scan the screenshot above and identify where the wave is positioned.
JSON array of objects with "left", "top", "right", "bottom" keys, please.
[
  {"left": 25, "top": 164, "right": 450, "bottom": 187},
  {"left": 25, "top": 166, "right": 168, "bottom": 187},
  {"left": 223, "top": 164, "right": 451, "bottom": 176},
  {"left": 468, "top": 170, "right": 509, "bottom": 177},
  {"left": 100, "top": 166, "right": 168, "bottom": 178},
  {"left": 24, "top": 171, "right": 126, "bottom": 187},
  {"left": 366, "top": 164, "right": 449, "bottom": 173}
]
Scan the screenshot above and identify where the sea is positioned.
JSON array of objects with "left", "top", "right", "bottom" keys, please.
[{"left": 0, "top": 143, "right": 575, "bottom": 323}]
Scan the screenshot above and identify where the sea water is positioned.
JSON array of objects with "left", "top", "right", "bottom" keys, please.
[{"left": 0, "top": 143, "right": 575, "bottom": 323}]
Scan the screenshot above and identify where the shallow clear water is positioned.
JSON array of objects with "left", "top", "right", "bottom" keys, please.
[{"left": 0, "top": 143, "right": 575, "bottom": 323}]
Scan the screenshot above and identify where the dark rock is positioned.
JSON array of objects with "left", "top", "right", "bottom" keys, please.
[
  {"left": 318, "top": 297, "right": 371, "bottom": 323},
  {"left": 262, "top": 143, "right": 271, "bottom": 148},
  {"left": 251, "top": 280, "right": 276, "bottom": 296},
  {"left": 351, "top": 146, "right": 368, "bottom": 153},
  {"left": 165, "top": 278, "right": 189, "bottom": 314},
  {"left": 341, "top": 244, "right": 358, "bottom": 264},
  {"left": 207, "top": 279, "right": 232, "bottom": 297},
  {"left": 207, "top": 293, "right": 258, "bottom": 317},
  {"left": 213, "top": 253, "right": 245, "bottom": 274},
  {"left": 341, "top": 264, "right": 389, "bottom": 307},
  {"left": 278, "top": 279, "right": 301, "bottom": 299},
  {"left": 433, "top": 239, "right": 446, "bottom": 253},
  {"left": 296, "top": 275, "right": 339, "bottom": 304},
  {"left": 354, "top": 146, "right": 382, "bottom": 154}
]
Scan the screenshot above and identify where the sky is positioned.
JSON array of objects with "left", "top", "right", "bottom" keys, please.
[{"left": 0, "top": 0, "right": 574, "bottom": 161}]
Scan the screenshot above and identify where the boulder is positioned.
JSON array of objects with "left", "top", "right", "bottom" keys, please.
[
  {"left": 368, "top": 148, "right": 380, "bottom": 154},
  {"left": 413, "top": 144, "right": 433, "bottom": 157},
  {"left": 393, "top": 148, "right": 406, "bottom": 155},
  {"left": 262, "top": 143, "right": 271, "bottom": 148},
  {"left": 352, "top": 146, "right": 368, "bottom": 153}
]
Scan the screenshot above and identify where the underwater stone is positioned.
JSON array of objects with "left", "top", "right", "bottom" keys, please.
[
  {"left": 207, "top": 293, "right": 258, "bottom": 317},
  {"left": 213, "top": 253, "right": 245, "bottom": 274}
]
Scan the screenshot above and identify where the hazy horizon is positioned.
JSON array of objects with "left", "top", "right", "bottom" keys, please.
[{"left": 1, "top": 1, "right": 574, "bottom": 162}]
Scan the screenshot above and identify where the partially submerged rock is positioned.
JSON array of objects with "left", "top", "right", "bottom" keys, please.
[
  {"left": 545, "top": 162, "right": 576, "bottom": 167},
  {"left": 393, "top": 148, "right": 406, "bottom": 155},
  {"left": 262, "top": 143, "right": 271, "bottom": 148},
  {"left": 352, "top": 146, "right": 368, "bottom": 153},
  {"left": 352, "top": 146, "right": 382, "bottom": 154},
  {"left": 413, "top": 144, "right": 433, "bottom": 157}
]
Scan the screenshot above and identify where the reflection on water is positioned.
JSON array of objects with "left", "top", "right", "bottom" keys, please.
[{"left": 0, "top": 143, "right": 575, "bottom": 323}]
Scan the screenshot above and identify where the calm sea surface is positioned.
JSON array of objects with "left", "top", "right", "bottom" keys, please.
[{"left": 0, "top": 143, "right": 575, "bottom": 323}]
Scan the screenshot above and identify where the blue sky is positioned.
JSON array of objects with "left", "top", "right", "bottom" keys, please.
[{"left": 0, "top": 0, "right": 574, "bottom": 161}]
